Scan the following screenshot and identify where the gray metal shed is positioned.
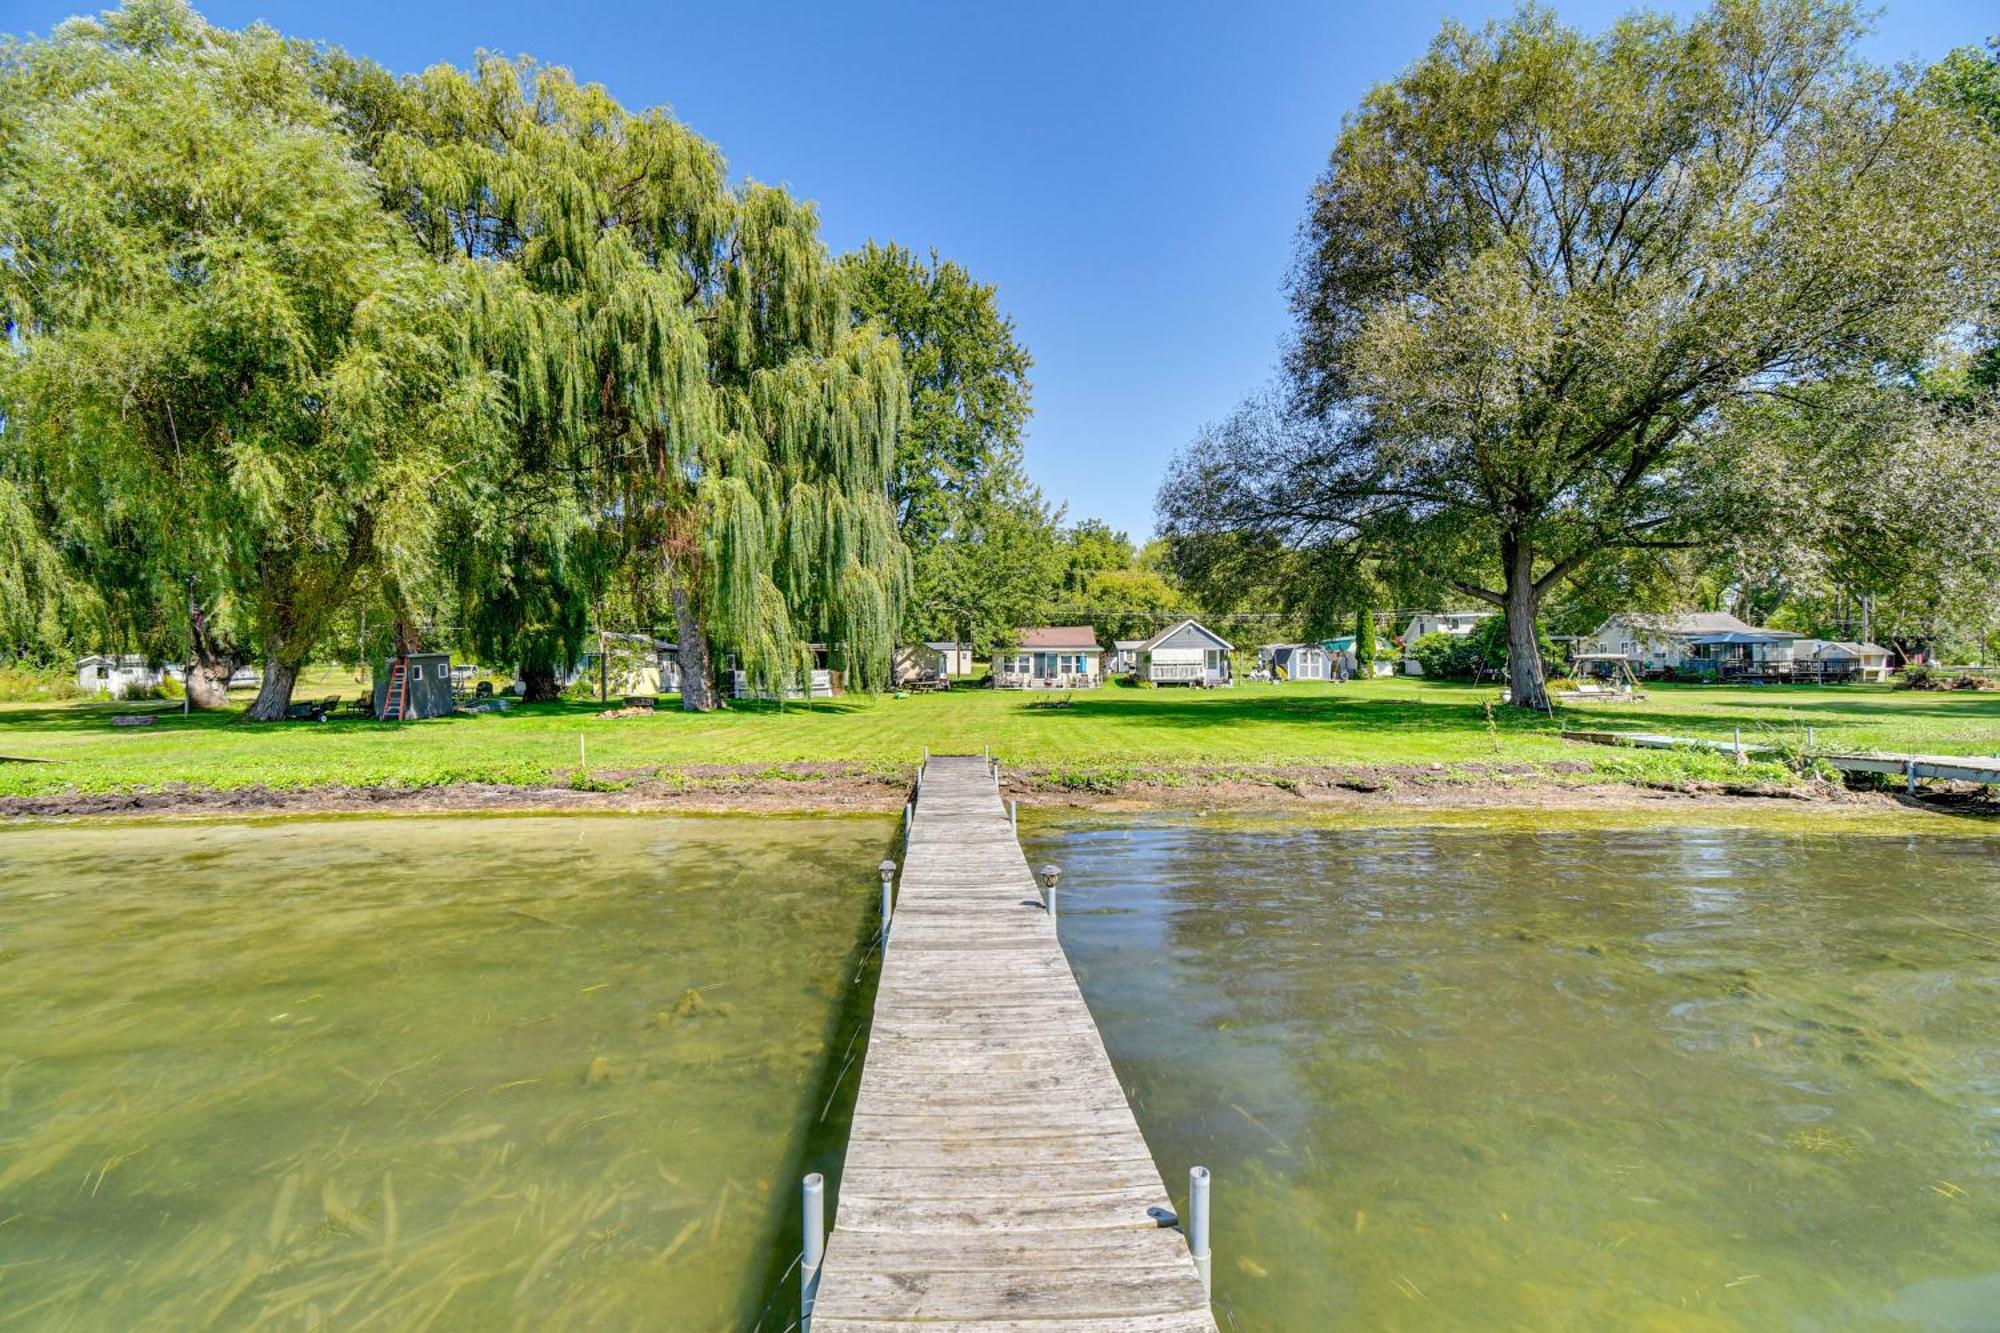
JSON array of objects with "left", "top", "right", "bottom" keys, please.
[{"left": 374, "top": 653, "right": 455, "bottom": 720}]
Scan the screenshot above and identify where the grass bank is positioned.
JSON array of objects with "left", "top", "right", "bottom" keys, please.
[{"left": 3, "top": 673, "right": 1997, "bottom": 813}]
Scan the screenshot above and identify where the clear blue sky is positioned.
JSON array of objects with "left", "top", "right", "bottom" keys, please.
[{"left": 8, "top": 1, "right": 1991, "bottom": 538}]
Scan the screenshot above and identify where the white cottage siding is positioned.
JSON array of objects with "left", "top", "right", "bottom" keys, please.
[{"left": 1137, "top": 620, "right": 1234, "bottom": 687}]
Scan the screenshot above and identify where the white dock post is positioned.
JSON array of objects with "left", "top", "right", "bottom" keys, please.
[
  {"left": 879, "top": 859, "right": 896, "bottom": 942},
  {"left": 1806, "top": 725, "right": 1815, "bottom": 750},
  {"left": 1188, "top": 1166, "right": 1212, "bottom": 1298},
  {"left": 1039, "top": 863, "right": 1061, "bottom": 922},
  {"left": 1733, "top": 728, "right": 1745, "bottom": 764},
  {"left": 1907, "top": 756, "right": 1918, "bottom": 795},
  {"left": 1010, "top": 799, "right": 1018, "bottom": 832},
  {"left": 802, "top": 1172, "right": 825, "bottom": 1329}
]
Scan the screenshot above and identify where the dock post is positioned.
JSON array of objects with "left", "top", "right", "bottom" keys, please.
[
  {"left": 903, "top": 802, "right": 912, "bottom": 839},
  {"left": 802, "top": 1172, "right": 825, "bottom": 1329},
  {"left": 1733, "top": 728, "right": 1744, "bottom": 764},
  {"left": 879, "top": 859, "right": 897, "bottom": 941},
  {"left": 1039, "top": 863, "right": 1061, "bottom": 922},
  {"left": 1907, "top": 757, "right": 1918, "bottom": 795},
  {"left": 1807, "top": 725, "right": 1815, "bottom": 751},
  {"left": 1010, "top": 799, "right": 1018, "bottom": 832},
  {"left": 1188, "top": 1166, "right": 1212, "bottom": 1298}
]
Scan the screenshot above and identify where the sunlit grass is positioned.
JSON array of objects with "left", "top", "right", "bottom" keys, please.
[{"left": 3, "top": 672, "right": 1996, "bottom": 799}]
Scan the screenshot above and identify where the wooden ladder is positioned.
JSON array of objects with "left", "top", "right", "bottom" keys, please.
[{"left": 382, "top": 657, "right": 409, "bottom": 721}]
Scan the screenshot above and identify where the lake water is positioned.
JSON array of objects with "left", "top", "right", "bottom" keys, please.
[
  {"left": 4, "top": 813, "right": 1995, "bottom": 1330},
  {"left": 1028, "top": 819, "right": 2000, "bottom": 1331},
  {"left": 0, "top": 816, "right": 884, "bottom": 1331}
]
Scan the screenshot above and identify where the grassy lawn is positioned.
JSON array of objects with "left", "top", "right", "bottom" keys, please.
[{"left": 3, "top": 670, "right": 1998, "bottom": 799}]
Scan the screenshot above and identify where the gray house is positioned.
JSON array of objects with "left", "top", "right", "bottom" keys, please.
[
  {"left": 374, "top": 652, "right": 455, "bottom": 720},
  {"left": 1136, "top": 619, "right": 1234, "bottom": 687}
]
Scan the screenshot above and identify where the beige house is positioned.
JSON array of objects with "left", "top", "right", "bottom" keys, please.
[
  {"left": 995, "top": 626, "right": 1103, "bottom": 689},
  {"left": 1582, "top": 612, "right": 1793, "bottom": 673}
]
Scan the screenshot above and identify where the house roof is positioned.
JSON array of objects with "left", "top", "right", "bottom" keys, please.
[
  {"left": 1112, "top": 639, "right": 1145, "bottom": 651},
  {"left": 1138, "top": 618, "right": 1234, "bottom": 653},
  {"left": 1686, "top": 629, "right": 1802, "bottom": 644},
  {"left": 923, "top": 641, "right": 970, "bottom": 652},
  {"left": 1602, "top": 611, "right": 1755, "bottom": 636},
  {"left": 1013, "top": 625, "right": 1100, "bottom": 650}
]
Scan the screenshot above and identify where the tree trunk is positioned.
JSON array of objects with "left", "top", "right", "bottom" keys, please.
[
  {"left": 185, "top": 596, "right": 241, "bottom": 710},
  {"left": 672, "top": 584, "right": 717, "bottom": 712},
  {"left": 1501, "top": 534, "right": 1549, "bottom": 711},
  {"left": 520, "top": 662, "right": 563, "bottom": 702},
  {"left": 247, "top": 656, "right": 301, "bottom": 721},
  {"left": 664, "top": 546, "right": 718, "bottom": 712},
  {"left": 185, "top": 653, "right": 237, "bottom": 709}
]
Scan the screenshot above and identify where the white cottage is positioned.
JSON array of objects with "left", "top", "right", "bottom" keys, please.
[
  {"left": 1105, "top": 639, "right": 1146, "bottom": 675},
  {"left": 1136, "top": 619, "right": 1234, "bottom": 688},
  {"left": 1399, "top": 610, "right": 1494, "bottom": 675},
  {"left": 75, "top": 654, "right": 162, "bottom": 698},
  {"left": 925, "top": 642, "right": 977, "bottom": 676}
]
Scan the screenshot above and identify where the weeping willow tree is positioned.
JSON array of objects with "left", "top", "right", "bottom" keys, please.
[
  {"left": 322, "top": 53, "right": 909, "bottom": 709},
  {"left": 1, "top": 3, "right": 504, "bottom": 718}
]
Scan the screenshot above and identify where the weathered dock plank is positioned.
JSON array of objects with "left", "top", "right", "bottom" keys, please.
[{"left": 809, "top": 754, "right": 1215, "bottom": 1330}]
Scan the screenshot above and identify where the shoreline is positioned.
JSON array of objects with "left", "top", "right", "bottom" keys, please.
[{"left": 4, "top": 762, "right": 1993, "bottom": 826}]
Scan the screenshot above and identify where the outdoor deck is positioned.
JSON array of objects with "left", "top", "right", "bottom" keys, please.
[{"left": 807, "top": 753, "right": 1217, "bottom": 1331}]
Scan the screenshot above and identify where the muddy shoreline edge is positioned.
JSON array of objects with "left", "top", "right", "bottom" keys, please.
[{"left": 5, "top": 761, "right": 1992, "bottom": 822}]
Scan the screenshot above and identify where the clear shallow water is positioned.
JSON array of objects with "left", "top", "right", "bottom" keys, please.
[
  {"left": 1029, "top": 821, "right": 2000, "bottom": 1332},
  {"left": 0, "top": 816, "right": 883, "bottom": 1331}
]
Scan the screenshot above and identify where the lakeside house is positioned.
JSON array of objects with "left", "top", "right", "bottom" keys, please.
[
  {"left": 1399, "top": 610, "right": 1495, "bottom": 674},
  {"left": 1580, "top": 613, "right": 1888, "bottom": 681},
  {"left": 1261, "top": 642, "right": 1332, "bottom": 681},
  {"left": 996, "top": 626, "right": 1103, "bottom": 689},
  {"left": 1581, "top": 612, "right": 1790, "bottom": 674},
  {"left": 75, "top": 654, "right": 163, "bottom": 697},
  {"left": 1135, "top": 619, "right": 1234, "bottom": 687}
]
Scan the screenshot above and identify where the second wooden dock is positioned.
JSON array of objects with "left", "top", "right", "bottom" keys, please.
[{"left": 806, "top": 753, "right": 1217, "bottom": 1331}]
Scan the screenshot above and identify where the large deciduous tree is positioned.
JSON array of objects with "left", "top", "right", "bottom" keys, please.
[
  {"left": 334, "top": 56, "right": 908, "bottom": 709},
  {"left": 841, "top": 242, "right": 1035, "bottom": 645},
  {"left": 0, "top": 2, "right": 498, "bottom": 717},
  {"left": 1163, "top": 0, "right": 1998, "bottom": 708}
]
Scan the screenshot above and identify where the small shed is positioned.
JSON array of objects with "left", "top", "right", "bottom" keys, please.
[
  {"left": 1269, "top": 644, "right": 1332, "bottom": 681},
  {"left": 374, "top": 653, "right": 455, "bottom": 720},
  {"left": 1106, "top": 640, "right": 1145, "bottom": 675},
  {"left": 894, "top": 643, "right": 947, "bottom": 686}
]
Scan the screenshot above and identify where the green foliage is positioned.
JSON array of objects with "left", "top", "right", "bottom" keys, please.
[
  {"left": 1168, "top": 0, "right": 2000, "bottom": 711},
  {"left": 319, "top": 42, "right": 912, "bottom": 702},
  {"left": 0, "top": 2, "right": 501, "bottom": 717},
  {"left": 1411, "top": 617, "right": 1556, "bottom": 680},
  {"left": 1354, "top": 606, "right": 1377, "bottom": 666},
  {"left": 840, "top": 242, "right": 1033, "bottom": 550}
]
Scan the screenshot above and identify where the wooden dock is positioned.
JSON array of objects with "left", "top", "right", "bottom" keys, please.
[
  {"left": 807, "top": 754, "right": 1217, "bottom": 1332},
  {"left": 1561, "top": 729, "right": 2000, "bottom": 790}
]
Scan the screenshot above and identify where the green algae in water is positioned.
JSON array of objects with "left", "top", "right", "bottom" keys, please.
[
  {"left": 0, "top": 815, "right": 883, "bottom": 1330},
  {"left": 1032, "top": 821, "right": 2000, "bottom": 1331}
]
